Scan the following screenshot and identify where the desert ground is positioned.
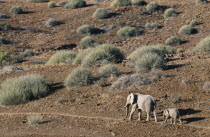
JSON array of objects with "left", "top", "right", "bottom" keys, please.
[{"left": 0, "top": 0, "right": 210, "bottom": 136}]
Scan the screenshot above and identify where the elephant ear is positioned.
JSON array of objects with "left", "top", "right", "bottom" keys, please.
[{"left": 130, "top": 93, "right": 138, "bottom": 105}]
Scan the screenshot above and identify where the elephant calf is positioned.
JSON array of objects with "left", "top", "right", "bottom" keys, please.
[
  {"left": 163, "top": 108, "right": 182, "bottom": 124},
  {"left": 124, "top": 93, "right": 157, "bottom": 122}
]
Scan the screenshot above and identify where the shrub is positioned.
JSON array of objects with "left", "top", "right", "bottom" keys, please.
[
  {"left": 47, "top": 51, "right": 76, "bottom": 64},
  {"left": 27, "top": 0, "right": 49, "bottom": 3},
  {"left": 146, "top": 2, "right": 159, "bottom": 13},
  {"left": 0, "top": 36, "right": 7, "bottom": 44},
  {"left": 79, "top": 36, "right": 98, "bottom": 49},
  {"left": 189, "top": 19, "right": 199, "bottom": 27},
  {"left": 73, "top": 48, "right": 92, "bottom": 64},
  {"left": 117, "top": 26, "right": 137, "bottom": 37},
  {"left": 110, "top": 74, "right": 153, "bottom": 91},
  {"left": 9, "top": 6, "right": 23, "bottom": 14},
  {"left": 111, "top": 0, "right": 131, "bottom": 7},
  {"left": 27, "top": 114, "right": 43, "bottom": 126},
  {"left": 48, "top": 1, "right": 56, "bottom": 8},
  {"left": 135, "top": 52, "right": 165, "bottom": 72},
  {"left": 0, "top": 22, "right": 11, "bottom": 31},
  {"left": 22, "top": 49, "right": 34, "bottom": 57},
  {"left": 203, "top": 82, "right": 210, "bottom": 90},
  {"left": 77, "top": 25, "right": 96, "bottom": 35},
  {"left": 165, "top": 36, "right": 182, "bottom": 46},
  {"left": 164, "top": 8, "right": 177, "bottom": 18},
  {"left": 64, "top": 68, "right": 92, "bottom": 88},
  {"left": 0, "top": 51, "right": 9, "bottom": 66},
  {"left": 193, "top": 36, "right": 210, "bottom": 52},
  {"left": 145, "top": 22, "right": 160, "bottom": 29},
  {"left": 0, "top": 74, "right": 49, "bottom": 106},
  {"left": 64, "top": 0, "right": 87, "bottom": 9},
  {"left": 131, "top": 0, "right": 147, "bottom": 6},
  {"left": 99, "top": 64, "right": 120, "bottom": 78},
  {"left": 116, "top": 20, "right": 126, "bottom": 27},
  {"left": 178, "top": 25, "right": 196, "bottom": 35},
  {"left": 176, "top": 48, "right": 185, "bottom": 53},
  {"left": 45, "top": 18, "right": 59, "bottom": 27},
  {"left": 93, "top": 8, "right": 109, "bottom": 19},
  {"left": 127, "top": 45, "right": 173, "bottom": 67},
  {"left": 196, "top": 0, "right": 207, "bottom": 4}
]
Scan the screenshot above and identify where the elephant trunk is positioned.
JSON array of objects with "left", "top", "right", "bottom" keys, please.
[{"left": 124, "top": 104, "right": 130, "bottom": 118}]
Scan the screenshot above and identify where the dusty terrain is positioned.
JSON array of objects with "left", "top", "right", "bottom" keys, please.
[{"left": 0, "top": 0, "right": 210, "bottom": 136}]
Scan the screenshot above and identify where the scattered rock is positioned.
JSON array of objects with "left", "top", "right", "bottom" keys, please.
[
  {"left": 0, "top": 65, "right": 27, "bottom": 73},
  {"left": 57, "top": 98, "right": 68, "bottom": 104}
]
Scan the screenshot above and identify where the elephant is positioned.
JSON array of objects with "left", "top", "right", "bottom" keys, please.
[
  {"left": 163, "top": 108, "right": 182, "bottom": 124},
  {"left": 124, "top": 93, "right": 157, "bottom": 122}
]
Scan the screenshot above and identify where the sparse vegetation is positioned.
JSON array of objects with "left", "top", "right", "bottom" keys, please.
[
  {"left": 146, "top": 2, "right": 159, "bottom": 13},
  {"left": 0, "top": 36, "right": 7, "bottom": 44},
  {"left": 79, "top": 36, "right": 98, "bottom": 49},
  {"left": 196, "top": 0, "right": 207, "bottom": 4},
  {"left": 178, "top": 25, "right": 196, "bottom": 35},
  {"left": 22, "top": 49, "right": 34, "bottom": 57},
  {"left": 0, "top": 74, "right": 49, "bottom": 106},
  {"left": 203, "top": 82, "right": 210, "bottom": 90},
  {"left": 64, "top": 0, "right": 87, "bottom": 9},
  {"left": 165, "top": 36, "right": 182, "bottom": 46},
  {"left": 0, "top": 22, "right": 11, "bottom": 31},
  {"left": 73, "top": 48, "right": 92, "bottom": 64},
  {"left": 135, "top": 52, "right": 165, "bottom": 72},
  {"left": 99, "top": 64, "right": 120, "bottom": 78},
  {"left": 116, "top": 20, "right": 126, "bottom": 27},
  {"left": 47, "top": 51, "right": 76, "bottom": 64},
  {"left": 117, "top": 26, "right": 137, "bottom": 37},
  {"left": 177, "top": 48, "right": 185, "bottom": 53},
  {"left": 93, "top": 8, "right": 109, "bottom": 19},
  {"left": 27, "top": 114, "right": 43, "bottom": 126},
  {"left": 131, "top": 0, "right": 147, "bottom": 6},
  {"left": 110, "top": 74, "right": 153, "bottom": 91},
  {"left": 111, "top": 0, "right": 131, "bottom": 7},
  {"left": 27, "top": 0, "right": 49, "bottom": 3},
  {"left": 48, "top": 1, "right": 56, "bottom": 8},
  {"left": 189, "top": 19, "right": 199, "bottom": 26},
  {"left": 164, "top": 8, "right": 178, "bottom": 18},
  {"left": 45, "top": 18, "right": 59, "bottom": 27},
  {"left": 64, "top": 68, "right": 93, "bottom": 88},
  {"left": 9, "top": 6, "right": 23, "bottom": 14},
  {"left": 193, "top": 36, "right": 210, "bottom": 52},
  {"left": 77, "top": 25, "right": 97, "bottom": 35},
  {"left": 145, "top": 22, "right": 161, "bottom": 29}
]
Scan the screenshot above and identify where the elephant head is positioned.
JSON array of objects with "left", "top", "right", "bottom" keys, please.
[{"left": 124, "top": 93, "right": 137, "bottom": 118}]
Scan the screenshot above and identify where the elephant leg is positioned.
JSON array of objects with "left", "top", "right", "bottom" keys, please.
[
  {"left": 153, "top": 110, "right": 158, "bottom": 122},
  {"left": 146, "top": 111, "right": 150, "bottom": 121},
  {"left": 138, "top": 109, "right": 142, "bottom": 120},
  {"left": 164, "top": 115, "right": 169, "bottom": 123},
  {"left": 178, "top": 116, "right": 182, "bottom": 124},
  {"left": 171, "top": 117, "right": 173, "bottom": 124},
  {"left": 129, "top": 104, "right": 137, "bottom": 120},
  {"left": 173, "top": 117, "right": 177, "bottom": 124}
]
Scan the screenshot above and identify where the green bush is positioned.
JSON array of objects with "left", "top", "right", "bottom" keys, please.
[
  {"left": 0, "top": 74, "right": 49, "bottom": 106},
  {"left": 177, "top": 48, "right": 185, "bottom": 53},
  {"left": 111, "top": 0, "right": 131, "bottom": 7},
  {"left": 79, "top": 36, "right": 98, "bottom": 49},
  {"left": 22, "top": 49, "right": 34, "bottom": 57},
  {"left": 93, "top": 8, "right": 109, "bottom": 19},
  {"left": 164, "top": 8, "right": 177, "bottom": 18},
  {"left": 9, "top": 6, "right": 23, "bottom": 14},
  {"left": 196, "top": 0, "right": 207, "bottom": 4},
  {"left": 131, "top": 0, "right": 147, "bottom": 6},
  {"left": 189, "top": 19, "right": 199, "bottom": 27},
  {"left": 165, "top": 36, "right": 182, "bottom": 46},
  {"left": 99, "top": 64, "right": 120, "bottom": 78},
  {"left": 135, "top": 52, "right": 165, "bottom": 72},
  {"left": 117, "top": 26, "right": 137, "bottom": 37},
  {"left": 145, "top": 22, "right": 160, "bottom": 29},
  {"left": 178, "top": 25, "right": 196, "bottom": 35},
  {"left": 146, "top": 2, "right": 159, "bottom": 13},
  {"left": 47, "top": 51, "right": 76, "bottom": 64},
  {"left": 193, "top": 36, "right": 210, "bottom": 52},
  {"left": 0, "top": 51, "right": 8, "bottom": 66},
  {"left": 64, "top": 68, "right": 92, "bottom": 88},
  {"left": 76, "top": 44, "right": 124, "bottom": 67},
  {"left": 77, "top": 25, "right": 97, "bottom": 35},
  {"left": 64, "top": 0, "right": 87, "bottom": 9},
  {"left": 27, "top": 0, "right": 49, "bottom": 3},
  {"left": 45, "top": 18, "right": 59, "bottom": 27},
  {"left": 48, "top": 1, "right": 56, "bottom": 8},
  {"left": 27, "top": 114, "right": 43, "bottom": 126},
  {"left": 0, "top": 22, "right": 11, "bottom": 31},
  {"left": 0, "top": 36, "right": 7, "bottom": 44},
  {"left": 127, "top": 45, "right": 173, "bottom": 67}
]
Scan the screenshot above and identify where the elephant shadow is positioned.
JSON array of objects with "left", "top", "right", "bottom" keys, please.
[{"left": 179, "top": 109, "right": 205, "bottom": 123}]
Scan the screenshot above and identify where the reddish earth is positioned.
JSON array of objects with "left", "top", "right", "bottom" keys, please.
[{"left": 0, "top": 0, "right": 210, "bottom": 136}]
